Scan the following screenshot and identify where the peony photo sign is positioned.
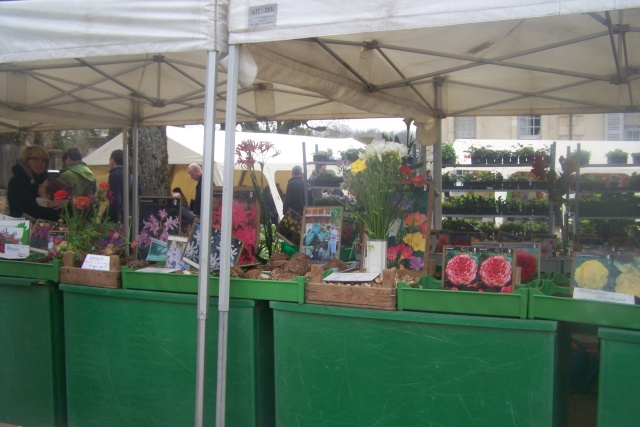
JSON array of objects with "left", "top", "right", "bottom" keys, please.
[{"left": 443, "top": 246, "right": 515, "bottom": 293}]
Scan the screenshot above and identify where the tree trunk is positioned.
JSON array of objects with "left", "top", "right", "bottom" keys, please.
[{"left": 137, "top": 126, "right": 170, "bottom": 197}]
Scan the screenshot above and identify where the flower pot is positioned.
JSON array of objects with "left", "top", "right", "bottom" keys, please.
[
  {"left": 607, "top": 156, "right": 628, "bottom": 165},
  {"left": 365, "top": 239, "right": 387, "bottom": 274}
]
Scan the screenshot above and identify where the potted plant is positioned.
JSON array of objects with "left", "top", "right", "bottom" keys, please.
[
  {"left": 340, "top": 148, "right": 363, "bottom": 163},
  {"left": 442, "top": 143, "right": 457, "bottom": 165},
  {"left": 465, "top": 145, "right": 496, "bottom": 164},
  {"left": 568, "top": 149, "right": 591, "bottom": 166},
  {"left": 631, "top": 152, "right": 640, "bottom": 165},
  {"left": 503, "top": 149, "right": 519, "bottom": 165},
  {"left": 512, "top": 144, "right": 536, "bottom": 164},
  {"left": 312, "top": 149, "right": 334, "bottom": 162},
  {"left": 442, "top": 172, "right": 456, "bottom": 188},
  {"left": 606, "top": 149, "right": 628, "bottom": 164},
  {"left": 308, "top": 169, "right": 342, "bottom": 187}
]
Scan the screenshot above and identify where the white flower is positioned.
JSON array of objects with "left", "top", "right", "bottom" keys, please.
[{"left": 361, "top": 140, "right": 408, "bottom": 162}]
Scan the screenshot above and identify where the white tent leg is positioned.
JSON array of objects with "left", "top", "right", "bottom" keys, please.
[
  {"left": 195, "top": 50, "right": 220, "bottom": 427},
  {"left": 215, "top": 43, "right": 240, "bottom": 427}
]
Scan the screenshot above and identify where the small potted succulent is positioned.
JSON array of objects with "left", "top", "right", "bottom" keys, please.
[{"left": 606, "top": 149, "right": 628, "bottom": 164}]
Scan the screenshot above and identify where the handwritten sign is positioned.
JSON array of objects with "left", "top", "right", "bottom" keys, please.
[
  {"left": 81, "top": 254, "right": 111, "bottom": 271},
  {"left": 573, "top": 287, "right": 635, "bottom": 305}
]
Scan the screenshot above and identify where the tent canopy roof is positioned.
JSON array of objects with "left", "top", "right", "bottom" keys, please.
[{"left": 1, "top": 1, "right": 640, "bottom": 146}]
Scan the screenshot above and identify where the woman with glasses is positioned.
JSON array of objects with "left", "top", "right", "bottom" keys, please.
[{"left": 8, "top": 146, "right": 63, "bottom": 221}]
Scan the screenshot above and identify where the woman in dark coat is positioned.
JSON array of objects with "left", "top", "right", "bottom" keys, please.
[{"left": 8, "top": 146, "right": 62, "bottom": 221}]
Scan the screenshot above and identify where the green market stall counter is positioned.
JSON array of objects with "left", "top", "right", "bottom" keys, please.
[
  {"left": 61, "top": 284, "right": 274, "bottom": 427},
  {"left": 271, "top": 302, "right": 570, "bottom": 427},
  {"left": 597, "top": 327, "right": 640, "bottom": 427},
  {"left": 0, "top": 276, "right": 66, "bottom": 427}
]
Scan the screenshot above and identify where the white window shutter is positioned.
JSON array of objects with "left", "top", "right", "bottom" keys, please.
[{"left": 605, "top": 113, "right": 623, "bottom": 141}]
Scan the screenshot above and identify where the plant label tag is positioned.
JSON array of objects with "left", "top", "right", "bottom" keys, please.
[
  {"left": 324, "top": 272, "right": 380, "bottom": 282},
  {"left": 573, "top": 287, "right": 635, "bottom": 305},
  {"left": 81, "top": 254, "right": 111, "bottom": 271}
]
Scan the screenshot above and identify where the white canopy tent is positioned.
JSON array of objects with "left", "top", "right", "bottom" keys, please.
[
  {"left": 84, "top": 126, "right": 364, "bottom": 217},
  {"left": 3, "top": 1, "right": 640, "bottom": 426}
]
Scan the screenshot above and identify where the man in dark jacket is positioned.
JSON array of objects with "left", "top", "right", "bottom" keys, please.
[
  {"left": 283, "top": 166, "right": 310, "bottom": 216},
  {"left": 105, "top": 149, "right": 125, "bottom": 223}
]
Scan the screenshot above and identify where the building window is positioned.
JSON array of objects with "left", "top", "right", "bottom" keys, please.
[
  {"left": 518, "top": 115, "right": 541, "bottom": 139},
  {"left": 625, "top": 126, "right": 640, "bottom": 141},
  {"left": 454, "top": 117, "right": 476, "bottom": 139},
  {"left": 606, "top": 113, "right": 623, "bottom": 141}
]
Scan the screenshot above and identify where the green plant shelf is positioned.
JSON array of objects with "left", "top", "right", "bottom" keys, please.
[
  {"left": 527, "top": 282, "right": 640, "bottom": 330},
  {"left": 0, "top": 258, "right": 60, "bottom": 282},
  {"left": 121, "top": 267, "right": 305, "bottom": 303},
  {"left": 397, "top": 277, "right": 529, "bottom": 319}
]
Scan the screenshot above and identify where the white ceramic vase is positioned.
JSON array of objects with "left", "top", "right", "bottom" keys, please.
[{"left": 365, "top": 239, "right": 387, "bottom": 274}]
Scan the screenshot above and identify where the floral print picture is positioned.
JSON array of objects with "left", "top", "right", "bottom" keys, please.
[
  {"left": 443, "top": 246, "right": 515, "bottom": 293},
  {"left": 165, "top": 236, "right": 190, "bottom": 270},
  {"left": 211, "top": 187, "right": 259, "bottom": 265},
  {"left": 137, "top": 197, "right": 181, "bottom": 261},
  {"left": 182, "top": 220, "right": 244, "bottom": 271},
  {"left": 29, "top": 219, "right": 64, "bottom": 254},
  {"left": 386, "top": 184, "right": 433, "bottom": 271}
]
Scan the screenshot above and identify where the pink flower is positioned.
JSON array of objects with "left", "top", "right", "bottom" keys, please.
[
  {"left": 516, "top": 250, "right": 537, "bottom": 280},
  {"left": 445, "top": 254, "right": 477, "bottom": 285},
  {"left": 479, "top": 256, "right": 512, "bottom": 287}
]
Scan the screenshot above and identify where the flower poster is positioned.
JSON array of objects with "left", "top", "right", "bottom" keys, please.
[
  {"left": 165, "top": 236, "right": 189, "bottom": 270},
  {"left": 137, "top": 197, "right": 181, "bottom": 261},
  {"left": 611, "top": 252, "right": 640, "bottom": 297},
  {"left": 386, "top": 184, "right": 434, "bottom": 271},
  {"left": 571, "top": 252, "right": 615, "bottom": 293},
  {"left": 29, "top": 219, "right": 64, "bottom": 254},
  {"left": 443, "top": 246, "right": 515, "bottom": 292},
  {"left": 182, "top": 220, "right": 244, "bottom": 271},
  {"left": 429, "top": 230, "right": 450, "bottom": 254},
  {"left": 211, "top": 187, "right": 259, "bottom": 265},
  {"left": 473, "top": 242, "right": 541, "bottom": 284},
  {"left": 301, "top": 206, "right": 343, "bottom": 264}
]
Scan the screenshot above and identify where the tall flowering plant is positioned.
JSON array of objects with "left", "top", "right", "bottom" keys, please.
[
  {"left": 236, "top": 139, "right": 281, "bottom": 260},
  {"left": 341, "top": 140, "right": 427, "bottom": 240}
]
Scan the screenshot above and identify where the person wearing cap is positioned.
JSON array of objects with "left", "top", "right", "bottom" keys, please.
[
  {"left": 59, "top": 147, "right": 96, "bottom": 196},
  {"left": 283, "top": 165, "right": 309, "bottom": 216}
]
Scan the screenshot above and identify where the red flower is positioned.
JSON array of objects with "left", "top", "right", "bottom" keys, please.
[
  {"left": 479, "top": 255, "right": 512, "bottom": 287},
  {"left": 387, "top": 244, "right": 400, "bottom": 261},
  {"left": 54, "top": 190, "right": 68, "bottom": 200},
  {"left": 98, "top": 182, "right": 110, "bottom": 191},
  {"left": 445, "top": 254, "right": 477, "bottom": 285},
  {"left": 399, "top": 165, "right": 412, "bottom": 176},
  {"left": 412, "top": 174, "right": 427, "bottom": 186},
  {"left": 74, "top": 196, "right": 92, "bottom": 211},
  {"left": 516, "top": 250, "right": 537, "bottom": 280}
]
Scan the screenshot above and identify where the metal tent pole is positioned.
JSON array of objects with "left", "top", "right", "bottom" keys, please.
[
  {"left": 194, "top": 50, "right": 220, "bottom": 427},
  {"left": 215, "top": 43, "right": 240, "bottom": 427}
]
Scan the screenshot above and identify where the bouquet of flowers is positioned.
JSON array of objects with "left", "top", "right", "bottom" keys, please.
[{"left": 340, "top": 140, "right": 427, "bottom": 240}]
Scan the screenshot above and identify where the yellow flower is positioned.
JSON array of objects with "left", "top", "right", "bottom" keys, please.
[
  {"left": 574, "top": 259, "right": 609, "bottom": 289},
  {"left": 615, "top": 266, "right": 640, "bottom": 297},
  {"left": 350, "top": 159, "right": 366, "bottom": 173},
  {"left": 403, "top": 232, "right": 426, "bottom": 252}
]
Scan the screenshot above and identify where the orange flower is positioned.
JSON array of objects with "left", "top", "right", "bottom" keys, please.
[
  {"left": 98, "top": 182, "right": 110, "bottom": 191},
  {"left": 74, "top": 196, "right": 92, "bottom": 211},
  {"left": 404, "top": 212, "right": 428, "bottom": 226}
]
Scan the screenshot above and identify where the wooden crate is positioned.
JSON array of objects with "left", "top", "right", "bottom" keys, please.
[
  {"left": 59, "top": 252, "right": 122, "bottom": 288},
  {"left": 305, "top": 266, "right": 396, "bottom": 310}
]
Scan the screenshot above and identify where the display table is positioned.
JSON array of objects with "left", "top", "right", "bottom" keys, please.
[
  {"left": 0, "top": 277, "right": 66, "bottom": 427},
  {"left": 597, "top": 327, "right": 640, "bottom": 427},
  {"left": 271, "top": 302, "right": 569, "bottom": 426},
  {"left": 61, "top": 285, "right": 274, "bottom": 427}
]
